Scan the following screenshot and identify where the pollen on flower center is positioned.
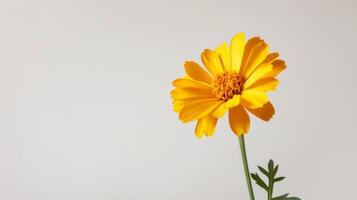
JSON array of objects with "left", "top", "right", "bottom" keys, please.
[{"left": 212, "top": 72, "right": 243, "bottom": 101}]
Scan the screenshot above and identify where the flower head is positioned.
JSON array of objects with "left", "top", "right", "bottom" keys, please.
[{"left": 171, "top": 33, "right": 286, "bottom": 138}]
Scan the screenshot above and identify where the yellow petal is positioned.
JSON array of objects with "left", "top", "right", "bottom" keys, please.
[
  {"left": 230, "top": 32, "right": 245, "bottom": 72},
  {"left": 184, "top": 61, "right": 213, "bottom": 84},
  {"left": 201, "top": 49, "right": 224, "bottom": 76},
  {"left": 264, "top": 60, "right": 286, "bottom": 78},
  {"left": 241, "top": 89, "right": 269, "bottom": 109},
  {"left": 229, "top": 105, "right": 250, "bottom": 136},
  {"left": 239, "top": 37, "right": 263, "bottom": 74},
  {"left": 195, "top": 115, "right": 218, "bottom": 138},
  {"left": 247, "top": 101, "right": 275, "bottom": 121},
  {"left": 179, "top": 99, "right": 222, "bottom": 123},
  {"left": 171, "top": 87, "right": 214, "bottom": 100},
  {"left": 211, "top": 102, "right": 228, "bottom": 118},
  {"left": 215, "top": 43, "right": 231, "bottom": 71},
  {"left": 242, "top": 42, "right": 269, "bottom": 79},
  {"left": 172, "top": 97, "right": 206, "bottom": 113},
  {"left": 246, "top": 78, "right": 279, "bottom": 92},
  {"left": 203, "top": 115, "right": 218, "bottom": 137},
  {"left": 243, "top": 63, "right": 273, "bottom": 89},
  {"left": 225, "top": 95, "right": 241, "bottom": 109},
  {"left": 243, "top": 52, "right": 278, "bottom": 79},
  {"left": 195, "top": 119, "right": 205, "bottom": 138},
  {"left": 211, "top": 95, "right": 241, "bottom": 118},
  {"left": 172, "top": 78, "right": 213, "bottom": 90}
]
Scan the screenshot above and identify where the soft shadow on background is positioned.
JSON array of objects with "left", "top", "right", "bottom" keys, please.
[{"left": 0, "top": 0, "right": 356, "bottom": 199}]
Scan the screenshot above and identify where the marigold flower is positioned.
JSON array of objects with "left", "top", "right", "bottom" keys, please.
[{"left": 171, "top": 33, "right": 286, "bottom": 138}]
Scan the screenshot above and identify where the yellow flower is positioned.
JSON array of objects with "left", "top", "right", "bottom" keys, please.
[{"left": 171, "top": 33, "right": 286, "bottom": 138}]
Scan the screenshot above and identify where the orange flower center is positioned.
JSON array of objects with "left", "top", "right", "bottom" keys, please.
[{"left": 212, "top": 72, "right": 243, "bottom": 101}]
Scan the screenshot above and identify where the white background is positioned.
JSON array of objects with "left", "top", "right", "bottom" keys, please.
[{"left": 0, "top": 0, "right": 356, "bottom": 199}]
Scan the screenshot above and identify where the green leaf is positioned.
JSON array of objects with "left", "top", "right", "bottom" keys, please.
[
  {"left": 251, "top": 173, "right": 268, "bottom": 191},
  {"left": 272, "top": 193, "right": 301, "bottom": 200},
  {"left": 258, "top": 165, "right": 269, "bottom": 176},
  {"left": 251, "top": 159, "right": 300, "bottom": 200},
  {"left": 274, "top": 176, "right": 285, "bottom": 182},
  {"left": 273, "top": 165, "right": 279, "bottom": 177},
  {"left": 272, "top": 193, "right": 289, "bottom": 200},
  {"left": 268, "top": 159, "right": 274, "bottom": 172}
]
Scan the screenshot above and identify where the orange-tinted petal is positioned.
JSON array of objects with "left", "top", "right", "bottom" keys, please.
[
  {"left": 229, "top": 105, "right": 250, "bottom": 135},
  {"left": 247, "top": 101, "right": 275, "bottom": 121},
  {"left": 263, "top": 53, "right": 279, "bottom": 64},
  {"left": 239, "top": 37, "right": 263, "bottom": 74},
  {"left": 264, "top": 60, "right": 286, "bottom": 78},
  {"left": 242, "top": 42, "right": 269, "bottom": 79},
  {"left": 184, "top": 61, "right": 213, "bottom": 84}
]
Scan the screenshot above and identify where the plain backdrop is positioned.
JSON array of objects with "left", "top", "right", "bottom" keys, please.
[{"left": 0, "top": 0, "right": 356, "bottom": 199}]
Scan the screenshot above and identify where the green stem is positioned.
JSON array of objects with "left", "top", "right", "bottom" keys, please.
[
  {"left": 268, "top": 182, "right": 273, "bottom": 200},
  {"left": 268, "top": 177, "right": 274, "bottom": 200},
  {"left": 238, "top": 135, "right": 255, "bottom": 200}
]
